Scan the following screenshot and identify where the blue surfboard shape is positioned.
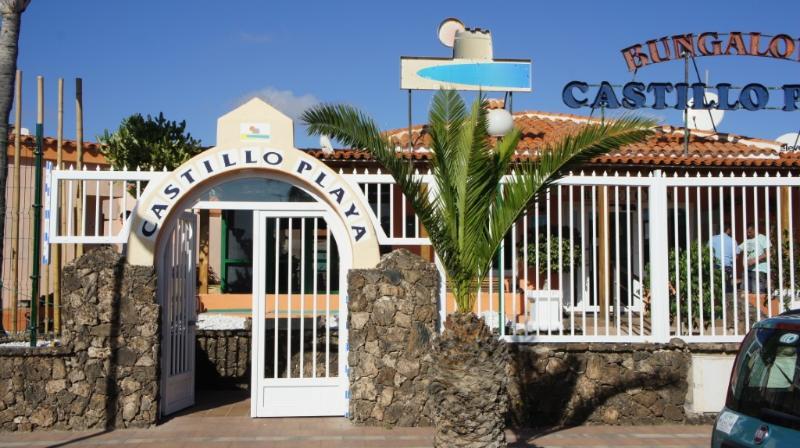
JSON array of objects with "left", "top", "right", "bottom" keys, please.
[{"left": 417, "top": 62, "right": 530, "bottom": 89}]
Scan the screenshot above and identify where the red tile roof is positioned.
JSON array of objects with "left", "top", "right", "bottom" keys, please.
[
  {"left": 8, "top": 132, "right": 107, "bottom": 165},
  {"left": 306, "top": 111, "right": 800, "bottom": 168}
]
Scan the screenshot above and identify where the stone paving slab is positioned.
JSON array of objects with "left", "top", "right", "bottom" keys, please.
[{"left": 0, "top": 417, "right": 712, "bottom": 448}]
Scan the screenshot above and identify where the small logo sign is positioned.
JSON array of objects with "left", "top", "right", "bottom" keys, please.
[
  {"left": 779, "top": 333, "right": 799, "bottom": 344},
  {"left": 716, "top": 411, "right": 738, "bottom": 435},
  {"left": 240, "top": 123, "right": 271, "bottom": 142}
]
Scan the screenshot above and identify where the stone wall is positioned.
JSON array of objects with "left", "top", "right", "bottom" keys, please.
[
  {"left": 508, "top": 342, "right": 698, "bottom": 427},
  {"left": 0, "top": 246, "right": 159, "bottom": 431},
  {"left": 346, "top": 249, "right": 736, "bottom": 429},
  {"left": 196, "top": 328, "right": 251, "bottom": 390},
  {"left": 347, "top": 250, "right": 439, "bottom": 427}
]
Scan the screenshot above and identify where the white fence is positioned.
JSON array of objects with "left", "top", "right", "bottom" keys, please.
[
  {"left": 46, "top": 166, "right": 800, "bottom": 344},
  {"left": 47, "top": 166, "right": 163, "bottom": 244}
]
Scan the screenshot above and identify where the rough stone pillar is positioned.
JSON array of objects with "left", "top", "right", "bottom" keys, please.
[
  {"left": 347, "top": 249, "right": 439, "bottom": 426},
  {"left": 60, "top": 245, "right": 160, "bottom": 429}
]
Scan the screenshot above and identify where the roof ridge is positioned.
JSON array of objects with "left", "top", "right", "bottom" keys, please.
[{"left": 384, "top": 109, "right": 784, "bottom": 151}]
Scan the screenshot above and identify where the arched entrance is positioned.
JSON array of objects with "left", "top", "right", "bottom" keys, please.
[{"left": 126, "top": 100, "right": 380, "bottom": 418}]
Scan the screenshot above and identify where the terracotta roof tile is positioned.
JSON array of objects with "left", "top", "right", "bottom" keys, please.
[
  {"left": 307, "top": 111, "right": 798, "bottom": 168},
  {"left": 7, "top": 132, "right": 107, "bottom": 165}
]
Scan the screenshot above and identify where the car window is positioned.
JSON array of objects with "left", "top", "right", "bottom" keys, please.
[{"left": 727, "top": 327, "right": 800, "bottom": 430}]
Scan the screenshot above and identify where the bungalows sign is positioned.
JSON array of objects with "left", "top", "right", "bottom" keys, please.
[
  {"left": 562, "top": 31, "right": 800, "bottom": 111},
  {"left": 621, "top": 32, "right": 800, "bottom": 71}
]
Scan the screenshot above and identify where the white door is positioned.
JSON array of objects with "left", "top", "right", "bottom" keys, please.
[
  {"left": 159, "top": 212, "right": 197, "bottom": 416},
  {"left": 251, "top": 210, "right": 350, "bottom": 417}
]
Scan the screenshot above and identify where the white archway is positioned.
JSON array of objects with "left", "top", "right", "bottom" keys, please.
[{"left": 126, "top": 145, "right": 380, "bottom": 269}]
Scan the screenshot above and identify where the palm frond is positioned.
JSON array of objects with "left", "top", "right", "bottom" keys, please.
[{"left": 302, "top": 95, "right": 655, "bottom": 314}]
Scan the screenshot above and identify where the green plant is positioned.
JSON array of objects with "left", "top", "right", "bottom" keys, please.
[
  {"left": 525, "top": 232, "right": 582, "bottom": 277},
  {"left": 98, "top": 112, "right": 203, "bottom": 172},
  {"left": 645, "top": 243, "right": 724, "bottom": 329},
  {"left": 302, "top": 91, "right": 653, "bottom": 313},
  {"left": 769, "top": 228, "right": 800, "bottom": 311},
  {"left": 303, "top": 90, "right": 652, "bottom": 447}
]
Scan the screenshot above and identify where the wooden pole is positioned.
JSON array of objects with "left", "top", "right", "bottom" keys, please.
[
  {"left": 9, "top": 70, "right": 21, "bottom": 333},
  {"left": 53, "top": 78, "right": 63, "bottom": 335},
  {"left": 598, "top": 186, "right": 609, "bottom": 324},
  {"left": 75, "top": 78, "right": 83, "bottom": 257}
]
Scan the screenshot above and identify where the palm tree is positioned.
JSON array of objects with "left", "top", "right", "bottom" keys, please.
[
  {"left": 0, "top": 0, "right": 30, "bottom": 334},
  {"left": 303, "top": 90, "right": 653, "bottom": 447}
]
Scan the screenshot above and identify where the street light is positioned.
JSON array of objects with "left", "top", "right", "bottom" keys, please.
[{"left": 487, "top": 108, "right": 514, "bottom": 137}]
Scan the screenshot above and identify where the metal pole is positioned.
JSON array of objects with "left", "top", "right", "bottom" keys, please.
[
  {"left": 29, "top": 76, "right": 44, "bottom": 346},
  {"left": 407, "top": 89, "right": 412, "bottom": 151},
  {"left": 75, "top": 78, "right": 83, "bottom": 257},
  {"left": 683, "top": 51, "right": 690, "bottom": 157},
  {"left": 498, "top": 219, "right": 504, "bottom": 336},
  {"left": 54, "top": 78, "right": 63, "bottom": 335},
  {"left": 10, "top": 70, "right": 21, "bottom": 333}
]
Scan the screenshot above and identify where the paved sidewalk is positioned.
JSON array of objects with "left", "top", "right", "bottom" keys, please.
[
  {"left": 0, "top": 391, "right": 712, "bottom": 447},
  {"left": 0, "top": 420, "right": 713, "bottom": 448}
]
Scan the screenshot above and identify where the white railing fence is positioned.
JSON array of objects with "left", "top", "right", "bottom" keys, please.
[
  {"left": 664, "top": 173, "right": 799, "bottom": 342},
  {"left": 45, "top": 165, "right": 800, "bottom": 344},
  {"left": 48, "top": 165, "right": 164, "bottom": 244}
]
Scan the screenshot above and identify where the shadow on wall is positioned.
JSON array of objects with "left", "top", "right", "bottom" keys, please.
[
  {"left": 195, "top": 330, "right": 251, "bottom": 391},
  {"left": 103, "top": 258, "right": 124, "bottom": 429},
  {"left": 507, "top": 344, "right": 689, "bottom": 429},
  {"left": 194, "top": 325, "right": 338, "bottom": 391}
]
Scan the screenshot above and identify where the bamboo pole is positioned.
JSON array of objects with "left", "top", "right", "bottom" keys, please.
[
  {"left": 75, "top": 78, "right": 83, "bottom": 257},
  {"left": 29, "top": 76, "right": 44, "bottom": 346},
  {"left": 53, "top": 78, "right": 63, "bottom": 335},
  {"left": 9, "top": 70, "right": 21, "bottom": 333},
  {"left": 198, "top": 210, "right": 209, "bottom": 294}
]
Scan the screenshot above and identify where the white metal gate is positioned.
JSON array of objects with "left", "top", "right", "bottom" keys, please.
[
  {"left": 251, "top": 209, "right": 351, "bottom": 417},
  {"left": 159, "top": 212, "right": 197, "bottom": 416}
]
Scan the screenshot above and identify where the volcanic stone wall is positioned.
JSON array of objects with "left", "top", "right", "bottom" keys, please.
[
  {"left": 347, "top": 249, "right": 735, "bottom": 428},
  {"left": 347, "top": 249, "right": 439, "bottom": 426},
  {"left": 0, "top": 246, "right": 159, "bottom": 431},
  {"left": 195, "top": 328, "right": 251, "bottom": 390},
  {"left": 508, "top": 342, "right": 700, "bottom": 427}
]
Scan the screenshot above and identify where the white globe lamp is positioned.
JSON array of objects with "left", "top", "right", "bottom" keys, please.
[{"left": 486, "top": 108, "right": 514, "bottom": 137}]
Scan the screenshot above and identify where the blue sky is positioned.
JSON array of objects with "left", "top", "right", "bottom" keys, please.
[{"left": 15, "top": 0, "right": 800, "bottom": 148}]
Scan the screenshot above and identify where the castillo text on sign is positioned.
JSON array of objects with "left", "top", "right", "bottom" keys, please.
[{"left": 562, "top": 81, "right": 800, "bottom": 111}]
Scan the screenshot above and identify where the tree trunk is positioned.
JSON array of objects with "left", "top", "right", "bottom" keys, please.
[
  {"left": 0, "top": 11, "right": 21, "bottom": 333},
  {"left": 429, "top": 312, "right": 510, "bottom": 448}
]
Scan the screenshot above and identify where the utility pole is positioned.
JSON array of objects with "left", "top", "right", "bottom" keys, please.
[{"left": 683, "top": 51, "right": 690, "bottom": 157}]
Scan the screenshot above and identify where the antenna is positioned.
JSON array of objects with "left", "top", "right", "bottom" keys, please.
[
  {"left": 437, "top": 18, "right": 465, "bottom": 48},
  {"left": 683, "top": 91, "right": 724, "bottom": 132},
  {"left": 776, "top": 132, "right": 800, "bottom": 149}
]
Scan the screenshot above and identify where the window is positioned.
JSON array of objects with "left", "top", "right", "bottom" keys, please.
[
  {"left": 212, "top": 177, "right": 316, "bottom": 293},
  {"left": 221, "top": 210, "right": 254, "bottom": 293},
  {"left": 220, "top": 214, "right": 341, "bottom": 294},
  {"left": 727, "top": 327, "right": 800, "bottom": 430}
]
